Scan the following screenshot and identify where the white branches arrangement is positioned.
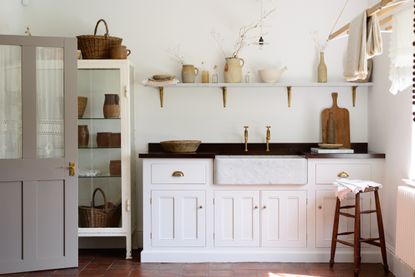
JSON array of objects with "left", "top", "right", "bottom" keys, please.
[
  {"left": 166, "top": 45, "right": 185, "bottom": 65},
  {"left": 312, "top": 31, "right": 328, "bottom": 53},
  {"left": 212, "top": 8, "right": 276, "bottom": 58}
]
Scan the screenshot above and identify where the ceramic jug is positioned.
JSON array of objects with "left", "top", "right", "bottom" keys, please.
[
  {"left": 103, "top": 94, "right": 120, "bottom": 118},
  {"left": 78, "top": 125, "right": 89, "bottom": 147},
  {"left": 224, "top": 57, "right": 244, "bottom": 83},
  {"left": 181, "top": 65, "right": 199, "bottom": 83}
]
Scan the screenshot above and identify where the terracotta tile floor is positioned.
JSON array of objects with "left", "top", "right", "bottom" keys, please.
[{"left": 4, "top": 250, "right": 394, "bottom": 277}]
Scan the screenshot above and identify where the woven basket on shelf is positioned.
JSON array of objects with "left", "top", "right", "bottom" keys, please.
[
  {"left": 77, "top": 19, "right": 122, "bottom": 59},
  {"left": 79, "top": 188, "right": 121, "bottom": 228}
]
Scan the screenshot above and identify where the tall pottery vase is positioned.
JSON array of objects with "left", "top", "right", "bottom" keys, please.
[
  {"left": 224, "top": 57, "right": 244, "bottom": 83},
  {"left": 103, "top": 94, "right": 120, "bottom": 118},
  {"left": 317, "top": 52, "right": 327, "bottom": 83}
]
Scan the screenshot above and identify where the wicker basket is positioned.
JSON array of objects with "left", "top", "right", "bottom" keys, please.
[
  {"left": 77, "top": 19, "right": 122, "bottom": 59},
  {"left": 79, "top": 188, "right": 121, "bottom": 228}
]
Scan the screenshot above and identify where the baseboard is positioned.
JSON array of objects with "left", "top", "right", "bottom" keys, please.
[{"left": 140, "top": 249, "right": 382, "bottom": 263}]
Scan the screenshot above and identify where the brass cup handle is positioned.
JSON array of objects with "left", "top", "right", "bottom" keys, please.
[
  {"left": 337, "top": 171, "right": 349, "bottom": 178},
  {"left": 68, "top": 162, "right": 76, "bottom": 176},
  {"left": 172, "top": 171, "right": 184, "bottom": 177}
]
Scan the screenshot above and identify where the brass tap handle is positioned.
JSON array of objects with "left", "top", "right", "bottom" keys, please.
[
  {"left": 337, "top": 171, "right": 349, "bottom": 178},
  {"left": 172, "top": 171, "right": 184, "bottom": 177},
  {"left": 68, "top": 162, "right": 76, "bottom": 176},
  {"left": 244, "top": 126, "right": 249, "bottom": 152},
  {"left": 266, "top": 126, "right": 271, "bottom": 152}
]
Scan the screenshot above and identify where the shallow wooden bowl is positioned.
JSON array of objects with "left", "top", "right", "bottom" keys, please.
[
  {"left": 160, "top": 140, "right": 201, "bottom": 153},
  {"left": 152, "top": 74, "right": 175, "bottom": 81}
]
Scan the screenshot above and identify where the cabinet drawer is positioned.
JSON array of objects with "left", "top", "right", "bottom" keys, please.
[
  {"left": 315, "top": 163, "right": 371, "bottom": 185},
  {"left": 151, "top": 163, "right": 206, "bottom": 184}
]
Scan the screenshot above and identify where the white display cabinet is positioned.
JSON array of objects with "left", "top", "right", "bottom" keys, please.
[{"left": 77, "top": 60, "right": 134, "bottom": 259}]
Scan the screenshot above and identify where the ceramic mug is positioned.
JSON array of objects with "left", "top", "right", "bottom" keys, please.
[{"left": 110, "top": 45, "right": 131, "bottom": 59}]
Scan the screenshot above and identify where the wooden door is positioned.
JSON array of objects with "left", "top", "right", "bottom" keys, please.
[
  {"left": 261, "top": 191, "right": 307, "bottom": 248},
  {"left": 315, "top": 190, "right": 371, "bottom": 248},
  {"left": 214, "top": 191, "right": 260, "bottom": 247},
  {"left": 0, "top": 35, "right": 77, "bottom": 274},
  {"left": 151, "top": 190, "right": 206, "bottom": 247}
]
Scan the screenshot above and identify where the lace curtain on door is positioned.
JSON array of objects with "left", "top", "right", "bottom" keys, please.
[
  {"left": 0, "top": 46, "right": 22, "bottom": 159},
  {"left": 36, "top": 47, "right": 64, "bottom": 158}
]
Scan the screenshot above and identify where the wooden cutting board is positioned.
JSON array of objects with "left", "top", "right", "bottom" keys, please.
[{"left": 321, "top": 93, "right": 351, "bottom": 148}]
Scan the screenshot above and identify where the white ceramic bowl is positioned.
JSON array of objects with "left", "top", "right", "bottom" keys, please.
[{"left": 258, "top": 66, "right": 287, "bottom": 83}]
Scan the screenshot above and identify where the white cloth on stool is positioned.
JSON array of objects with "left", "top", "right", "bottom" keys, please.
[{"left": 334, "top": 178, "right": 382, "bottom": 201}]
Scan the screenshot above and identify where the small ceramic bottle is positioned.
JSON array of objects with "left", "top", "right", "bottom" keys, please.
[
  {"left": 211, "top": 65, "right": 219, "bottom": 83},
  {"left": 318, "top": 52, "right": 327, "bottom": 83}
]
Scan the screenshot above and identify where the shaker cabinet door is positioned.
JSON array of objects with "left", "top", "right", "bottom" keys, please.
[
  {"left": 261, "top": 191, "right": 307, "bottom": 248},
  {"left": 315, "top": 190, "right": 371, "bottom": 248},
  {"left": 151, "top": 190, "right": 206, "bottom": 247},
  {"left": 214, "top": 191, "right": 260, "bottom": 247}
]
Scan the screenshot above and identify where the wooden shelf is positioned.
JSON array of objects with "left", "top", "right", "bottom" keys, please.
[{"left": 145, "top": 82, "right": 373, "bottom": 108}]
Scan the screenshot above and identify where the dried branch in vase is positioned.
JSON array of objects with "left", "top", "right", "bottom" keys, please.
[{"left": 166, "top": 45, "right": 186, "bottom": 65}]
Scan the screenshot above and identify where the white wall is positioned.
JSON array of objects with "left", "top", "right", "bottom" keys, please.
[
  {"left": 2, "top": 0, "right": 374, "bottom": 247},
  {"left": 0, "top": 1, "right": 24, "bottom": 34},
  {"left": 368, "top": 34, "right": 413, "bottom": 276}
]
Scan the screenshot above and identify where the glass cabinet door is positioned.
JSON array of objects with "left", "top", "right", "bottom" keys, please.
[{"left": 78, "top": 68, "right": 122, "bottom": 229}]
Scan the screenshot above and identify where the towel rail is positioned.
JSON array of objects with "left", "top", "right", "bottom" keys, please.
[{"left": 328, "top": 0, "right": 407, "bottom": 40}]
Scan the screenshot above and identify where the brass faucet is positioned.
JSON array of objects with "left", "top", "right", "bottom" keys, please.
[
  {"left": 244, "top": 126, "right": 249, "bottom": 152},
  {"left": 266, "top": 126, "right": 271, "bottom": 152}
]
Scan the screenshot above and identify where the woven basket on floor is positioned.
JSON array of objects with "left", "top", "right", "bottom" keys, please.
[
  {"left": 79, "top": 188, "right": 121, "bottom": 228},
  {"left": 77, "top": 19, "right": 122, "bottom": 59}
]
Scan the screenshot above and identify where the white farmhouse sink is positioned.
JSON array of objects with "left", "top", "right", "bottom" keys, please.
[{"left": 214, "top": 155, "right": 307, "bottom": 185}]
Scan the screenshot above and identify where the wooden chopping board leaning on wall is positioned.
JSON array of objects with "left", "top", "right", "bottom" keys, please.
[{"left": 321, "top": 92, "right": 351, "bottom": 148}]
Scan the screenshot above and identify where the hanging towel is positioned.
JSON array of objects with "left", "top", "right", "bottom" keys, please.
[
  {"left": 334, "top": 178, "right": 382, "bottom": 201},
  {"left": 389, "top": 5, "right": 414, "bottom": 95},
  {"left": 366, "top": 14, "right": 383, "bottom": 58},
  {"left": 344, "top": 12, "right": 368, "bottom": 81}
]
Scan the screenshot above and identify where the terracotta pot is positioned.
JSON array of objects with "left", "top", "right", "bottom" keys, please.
[
  {"left": 78, "top": 125, "right": 89, "bottom": 147},
  {"left": 224, "top": 57, "right": 244, "bottom": 83},
  {"left": 96, "top": 132, "right": 112, "bottom": 147},
  {"left": 110, "top": 45, "right": 131, "bottom": 59},
  {"left": 110, "top": 133, "right": 121, "bottom": 147},
  {"left": 103, "top": 94, "right": 120, "bottom": 118},
  {"left": 109, "top": 160, "right": 121, "bottom": 176},
  {"left": 181, "top": 65, "right": 199, "bottom": 83},
  {"left": 78, "top": 96, "right": 87, "bottom": 118}
]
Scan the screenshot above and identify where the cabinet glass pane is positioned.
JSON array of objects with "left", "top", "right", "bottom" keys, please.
[
  {"left": 36, "top": 47, "right": 64, "bottom": 158},
  {"left": 0, "top": 45, "right": 22, "bottom": 159},
  {"left": 78, "top": 69, "right": 122, "bottom": 229}
]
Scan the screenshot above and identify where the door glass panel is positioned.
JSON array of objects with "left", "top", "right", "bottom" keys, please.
[
  {"left": 0, "top": 45, "right": 22, "bottom": 159},
  {"left": 36, "top": 47, "right": 64, "bottom": 158},
  {"left": 78, "top": 69, "right": 122, "bottom": 229}
]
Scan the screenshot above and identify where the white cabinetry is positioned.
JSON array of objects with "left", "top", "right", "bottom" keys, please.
[
  {"left": 151, "top": 190, "right": 205, "bottom": 247},
  {"left": 214, "top": 191, "right": 260, "bottom": 247},
  {"left": 141, "top": 157, "right": 384, "bottom": 263},
  {"left": 261, "top": 191, "right": 307, "bottom": 248}
]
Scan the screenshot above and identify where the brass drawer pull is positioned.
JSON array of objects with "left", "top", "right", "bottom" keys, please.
[
  {"left": 172, "top": 171, "right": 184, "bottom": 177},
  {"left": 337, "top": 171, "right": 349, "bottom": 178}
]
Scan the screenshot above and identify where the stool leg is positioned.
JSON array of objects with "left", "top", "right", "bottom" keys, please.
[
  {"left": 330, "top": 197, "right": 341, "bottom": 268},
  {"left": 374, "top": 189, "right": 389, "bottom": 273},
  {"left": 354, "top": 193, "right": 361, "bottom": 277}
]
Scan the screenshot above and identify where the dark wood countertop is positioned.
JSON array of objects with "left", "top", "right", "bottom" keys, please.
[{"left": 138, "top": 143, "right": 385, "bottom": 159}]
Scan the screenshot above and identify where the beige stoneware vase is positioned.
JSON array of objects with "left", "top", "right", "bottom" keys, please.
[{"left": 224, "top": 57, "right": 244, "bottom": 83}]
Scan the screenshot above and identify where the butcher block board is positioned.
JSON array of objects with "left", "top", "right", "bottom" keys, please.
[{"left": 321, "top": 93, "right": 351, "bottom": 148}]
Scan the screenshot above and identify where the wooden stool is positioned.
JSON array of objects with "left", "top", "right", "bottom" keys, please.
[{"left": 329, "top": 187, "right": 388, "bottom": 276}]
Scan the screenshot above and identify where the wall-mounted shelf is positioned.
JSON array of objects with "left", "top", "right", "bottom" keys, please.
[{"left": 144, "top": 82, "right": 373, "bottom": 108}]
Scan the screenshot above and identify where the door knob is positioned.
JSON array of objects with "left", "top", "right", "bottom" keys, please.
[
  {"left": 199, "top": 205, "right": 203, "bottom": 209},
  {"left": 68, "top": 162, "right": 76, "bottom": 176},
  {"left": 318, "top": 205, "right": 322, "bottom": 210},
  {"left": 254, "top": 205, "right": 258, "bottom": 209},
  {"left": 262, "top": 205, "right": 267, "bottom": 209}
]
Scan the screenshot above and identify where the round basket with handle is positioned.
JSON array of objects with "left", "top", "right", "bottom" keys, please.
[
  {"left": 77, "top": 19, "right": 122, "bottom": 59},
  {"left": 79, "top": 188, "right": 121, "bottom": 227}
]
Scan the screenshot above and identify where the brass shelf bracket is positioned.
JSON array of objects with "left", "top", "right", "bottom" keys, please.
[
  {"left": 352, "top": 86, "right": 357, "bottom": 107},
  {"left": 159, "top": 87, "right": 164, "bottom": 108},
  {"left": 222, "top": 87, "right": 227, "bottom": 108},
  {"left": 287, "top": 86, "right": 292, "bottom": 108}
]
